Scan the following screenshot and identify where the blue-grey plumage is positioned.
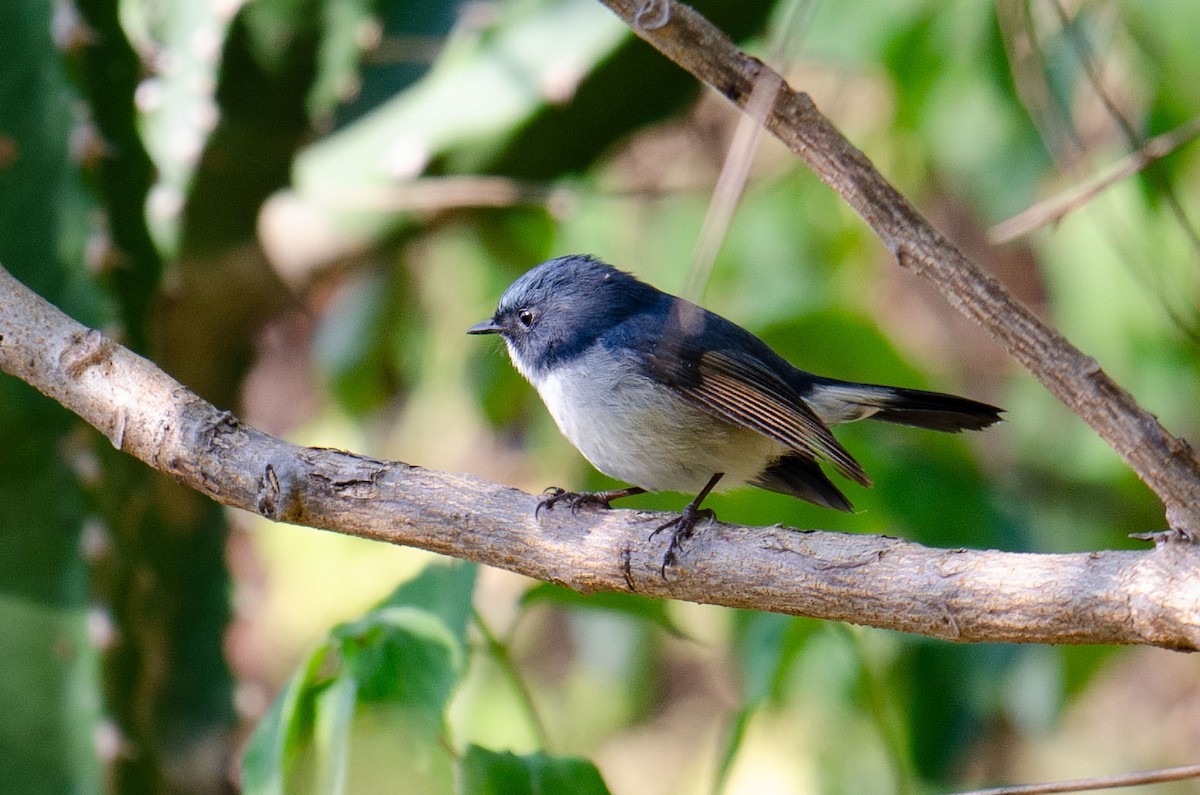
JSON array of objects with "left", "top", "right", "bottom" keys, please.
[{"left": 468, "top": 254, "right": 1002, "bottom": 522}]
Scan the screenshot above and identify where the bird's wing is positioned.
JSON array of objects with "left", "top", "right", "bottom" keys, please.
[{"left": 642, "top": 341, "right": 870, "bottom": 486}]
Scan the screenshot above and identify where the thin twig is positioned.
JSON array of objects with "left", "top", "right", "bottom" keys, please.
[
  {"left": 1046, "top": 0, "right": 1200, "bottom": 259},
  {"left": 682, "top": 68, "right": 780, "bottom": 302},
  {"left": 996, "top": 4, "right": 1200, "bottom": 340},
  {"left": 989, "top": 116, "right": 1200, "bottom": 242},
  {"left": 471, "top": 610, "right": 553, "bottom": 752},
  {"left": 681, "top": 0, "right": 813, "bottom": 301},
  {"left": 953, "top": 762, "right": 1200, "bottom": 795}
]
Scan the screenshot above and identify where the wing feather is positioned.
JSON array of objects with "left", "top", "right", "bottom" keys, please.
[{"left": 643, "top": 341, "right": 870, "bottom": 486}]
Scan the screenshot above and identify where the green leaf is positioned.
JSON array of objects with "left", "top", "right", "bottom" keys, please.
[
  {"left": 243, "top": 606, "right": 464, "bottom": 794},
  {"left": 333, "top": 607, "right": 463, "bottom": 709},
  {"left": 733, "top": 612, "right": 819, "bottom": 707},
  {"left": 376, "top": 560, "right": 478, "bottom": 650},
  {"left": 242, "top": 644, "right": 335, "bottom": 795},
  {"left": 313, "top": 670, "right": 357, "bottom": 795},
  {"left": 459, "top": 746, "right": 611, "bottom": 795}
]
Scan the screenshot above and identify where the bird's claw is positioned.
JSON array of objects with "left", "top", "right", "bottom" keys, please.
[
  {"left": 535, "top": 487, "right": 612, "bottom": 520},
  {"left": 651, "top": 505, "right": 715, "bottom": 577}
]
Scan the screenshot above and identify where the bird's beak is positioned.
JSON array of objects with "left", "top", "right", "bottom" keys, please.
[{"left": 467, "top": 318, "right": 503, "bottom": 335}]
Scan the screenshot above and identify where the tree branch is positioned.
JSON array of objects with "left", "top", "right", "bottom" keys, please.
[
  {"left": 595, "top": 0, "right": 1200, "bottom": 535},
  {"left": 988, "top": 115, "right": 1200, "bottom": 243},
  {"left": 3, "top": 263, "right": 1199, "bottom": 650}
]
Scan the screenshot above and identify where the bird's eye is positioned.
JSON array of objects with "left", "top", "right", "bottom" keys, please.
[{"left": 517, "top": 309, "right": 535, "bottom": 328}]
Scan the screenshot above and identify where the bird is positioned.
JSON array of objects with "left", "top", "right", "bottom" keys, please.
[{"left": 468, "top": 254, "right": 1002, "bottom": 571}]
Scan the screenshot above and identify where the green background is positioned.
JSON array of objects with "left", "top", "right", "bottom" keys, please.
[{"left": 2, "top": 0, "right": 1198, "bottom": 792}]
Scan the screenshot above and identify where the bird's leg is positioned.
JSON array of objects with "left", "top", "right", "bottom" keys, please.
[
  {"left": 650, "top": 472, "right": 724, "bottom": 576},
  {"left": 535, "top": 485, "right": 647, "bottom": 519}
]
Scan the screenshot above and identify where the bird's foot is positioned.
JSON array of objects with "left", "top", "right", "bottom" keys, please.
[
  {"left": 650, "top": 503, "right": 716, "bottom": 577},
  {"left": 536, "top": 488, "right": 606, "bottom": 519},
  {"left": 535, "top": 486, "right": 645, "bottom": 520}
]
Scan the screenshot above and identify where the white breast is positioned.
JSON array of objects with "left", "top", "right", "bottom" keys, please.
[{"left": 524, "top": 351, "right": 786, "bottom": 494}]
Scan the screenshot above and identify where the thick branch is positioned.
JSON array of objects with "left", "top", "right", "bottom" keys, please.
[
  {"left": 595, "top": 0, "right": 1200, "bottom": 534},
  {"left": 3, "top": 264, "right": 1199, "bottom": 649}
]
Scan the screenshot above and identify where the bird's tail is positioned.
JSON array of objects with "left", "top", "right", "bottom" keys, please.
[{"left": 806, "top": 380, "right": 1003, "bottom": 433}]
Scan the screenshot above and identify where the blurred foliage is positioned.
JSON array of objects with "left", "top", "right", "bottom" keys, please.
[
  {"left": 459, "top": 746, "right": 611, "bottom": 794},
  {"left": 0, "top": 4, "right": 108, "bottom": 794},
  {"left": 244, "top": 562, "right": 611, "bottom": 793},
  {"left": 3, "top": 0, "right": 1200, "bottom": 793},
  {"left": 244, "top": 565, "right": 470, "bottom": 794}
]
